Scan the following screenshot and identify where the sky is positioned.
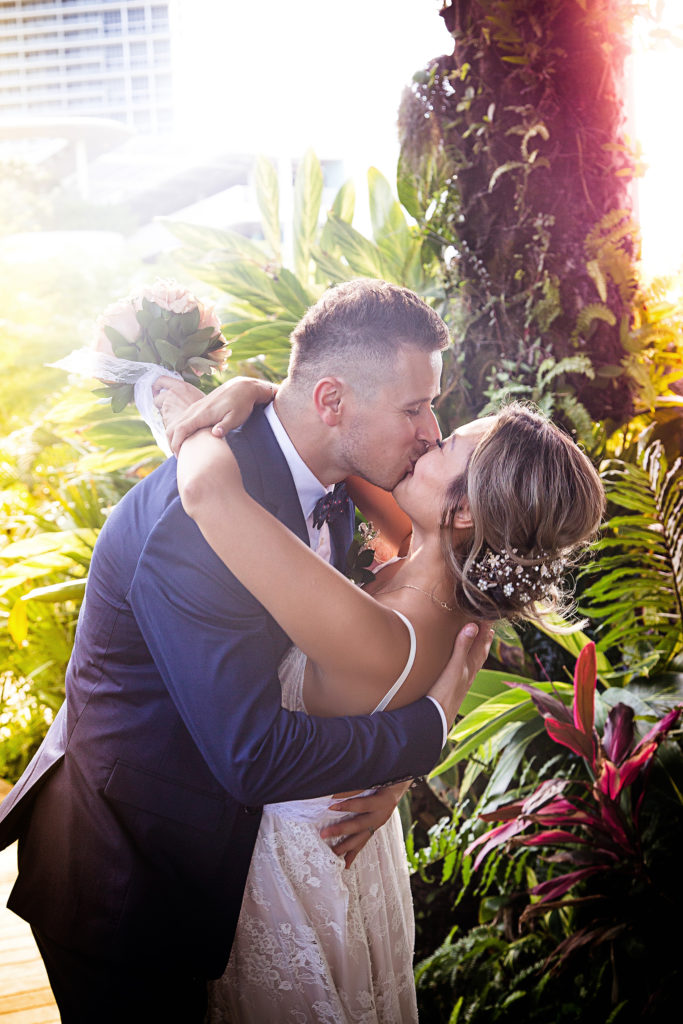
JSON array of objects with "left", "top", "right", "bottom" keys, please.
[
  {"left": 172, "top": 0, "right": 450, "bottom": 177},
  {"left": 171, "top": 0, "right": 683, "bottom": 281}
]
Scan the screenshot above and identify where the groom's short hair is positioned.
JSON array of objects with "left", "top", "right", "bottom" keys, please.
[{"left": 288, "top": 279, "right": 450, "bottom": 392}]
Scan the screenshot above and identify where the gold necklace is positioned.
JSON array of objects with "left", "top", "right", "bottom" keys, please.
[{"left": 379, "top": 584, "right": 456, "bottom": 613}]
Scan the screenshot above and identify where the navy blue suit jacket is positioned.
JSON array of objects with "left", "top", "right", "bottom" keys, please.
[{"left": 0, "top": 407, "right": 443, "bottom": 977}]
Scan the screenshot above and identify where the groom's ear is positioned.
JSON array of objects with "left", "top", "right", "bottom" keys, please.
[{"left": 313, "top": 377, "right": 345, "bottom": 426}]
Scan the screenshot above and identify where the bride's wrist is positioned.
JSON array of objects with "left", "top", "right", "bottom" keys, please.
[{"left": 254, "top": 379, "right": 277, "bottom": 405}]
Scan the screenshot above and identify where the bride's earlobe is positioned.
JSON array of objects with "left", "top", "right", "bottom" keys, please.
[{"left": 451, "top": 496, "right": 474, "bottom": 530}]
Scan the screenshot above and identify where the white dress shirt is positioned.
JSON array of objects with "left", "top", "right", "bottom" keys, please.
[
  {"left": 263, "top": 402, "right": 448, "bottom": 745},
  {"left": 264, "top": 402, "right": 333, "bottom": 560}
]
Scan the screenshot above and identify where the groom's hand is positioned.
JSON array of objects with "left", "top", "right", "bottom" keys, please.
[{"left": 321, "top": 782, "right": 410, "bottom": 868}]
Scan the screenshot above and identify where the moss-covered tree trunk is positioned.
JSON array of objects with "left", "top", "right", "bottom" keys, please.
[{"left": 400, "top": 0, "right": 640, "bottom": 427}]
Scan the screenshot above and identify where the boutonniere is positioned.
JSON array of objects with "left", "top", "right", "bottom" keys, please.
[{"left": 345, "top": 520, "right": 378, "bottom": 586}]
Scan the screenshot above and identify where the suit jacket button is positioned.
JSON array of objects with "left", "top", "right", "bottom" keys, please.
[{"left": 243, "top": 805, "right": 261, "bottom": 815}]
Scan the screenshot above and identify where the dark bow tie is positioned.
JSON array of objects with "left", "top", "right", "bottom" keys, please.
[{"left": 312, "top": 482, "right": 348, "bottom": 529}]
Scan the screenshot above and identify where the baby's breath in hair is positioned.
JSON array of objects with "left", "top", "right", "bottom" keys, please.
[{"left": 470, "top": 546, "right": 568, "bottom": 604}]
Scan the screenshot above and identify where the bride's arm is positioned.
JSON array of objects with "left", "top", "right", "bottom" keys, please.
[
  {"left": 177, "top": 431, "right": 414, "bottom": 712},
  {"left": 154, "top": 375, "right": 276, "bottom": 454}
]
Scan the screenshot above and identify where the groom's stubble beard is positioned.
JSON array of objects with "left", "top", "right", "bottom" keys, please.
[{"left": 337, "top": 415, "right": 425, "bottom": 491}]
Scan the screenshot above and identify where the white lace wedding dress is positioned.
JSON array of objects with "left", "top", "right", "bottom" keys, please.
[{"left": 207, "top": 612, "right": 419, "bottom": 1023}]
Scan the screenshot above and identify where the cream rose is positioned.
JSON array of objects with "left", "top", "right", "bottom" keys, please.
[
  {"left": 94, "top": 298, "right": 141, "bottom": 354},
  {"left": 141, "top": 278, "right": 197, "bottom": 315}
]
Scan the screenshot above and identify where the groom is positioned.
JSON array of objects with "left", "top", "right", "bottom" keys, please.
[{"left": 0, "top": 279, "right": 490, "bottom": 1022}]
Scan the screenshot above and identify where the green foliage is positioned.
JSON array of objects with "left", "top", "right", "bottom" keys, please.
[
  {"left": 165, "top": 150, "right": 446, "bottom": 382},
  {"left": 581, "top": 430, "right": 683, "bottom": 678},
  {"left": 412, "top": 658, "right": 683, "bottom": 1022},
  {"left": 415, "top": 925, "right": 582, "bottom": 1024},
  {"left": 397, "top": 1, "right": 651, "bottom": 427}
]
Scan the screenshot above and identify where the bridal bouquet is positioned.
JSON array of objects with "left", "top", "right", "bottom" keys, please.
[{"left": 52, "top": 279, "right": 228, "bottom": 455}]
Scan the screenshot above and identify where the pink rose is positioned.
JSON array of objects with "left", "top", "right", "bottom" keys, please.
[
  {"left": 94, "top": 297, "right": 141, "bottom": 354},
  {"left": 141, "top": 278, "right": 196, "bottom": 315}
]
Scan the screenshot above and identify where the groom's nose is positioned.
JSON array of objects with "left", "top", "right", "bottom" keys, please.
[{"left": 415, "top": 406, "right": 442, "bottom": 446}]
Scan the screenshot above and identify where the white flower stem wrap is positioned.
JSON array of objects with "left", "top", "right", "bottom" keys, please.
[
  {"left": 50, "top": 279, "right": 228, "bottom": 460},
  {"left": 50, "top": 348, "right": 181, "bottom": 458}
]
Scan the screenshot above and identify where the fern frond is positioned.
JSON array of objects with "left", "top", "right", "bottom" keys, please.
[{"left": 580, "top": 436, "right": 683, "bottom": 679}]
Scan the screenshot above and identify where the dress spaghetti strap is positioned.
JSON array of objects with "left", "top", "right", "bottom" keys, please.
[{"left": 370, "top": 610, "right": 416, "bottom": 714}]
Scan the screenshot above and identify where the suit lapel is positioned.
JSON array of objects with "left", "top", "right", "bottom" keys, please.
[
  {"left": 227, "top": 406, "right": 310, "bottom": 548},
  {"left": 229, "top": 405, "right": 354, "bottom": 574}
]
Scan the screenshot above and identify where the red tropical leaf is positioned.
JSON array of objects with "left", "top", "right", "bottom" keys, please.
[
  {"left": 532, "top": 865, "right": 604, "bottom": 902},
  {"left": 546, "top": 717, "right": 595, "bottom": 762},
  {"left": 596, "top": 798, "right": 632, "bottom": 850},
  {"left": 479, "top": 799, "right": 526, "bottom": 822},
  {"left": 520, "top": 778, "right": 569, "bottom": 814},
  {"left": 616, "top": 741, "right": 658, "bottom": 791},
  {"left": 573, "top": 642, "right": 596, "bottom": 744},
  {"left": 518, "top": 829, "right": 589, "bottom": 847},
  {"left": 637, "top": 706, "right": 681, "bottom": 749},
  {"left": 466, "top": 818, "right": 529, "bottom": 870},
  {"left": 602, "top": 703, "right": 635, "bottom": 764},
  {"left": 503, "top": 679, "right": 572, "bottom": 722}
]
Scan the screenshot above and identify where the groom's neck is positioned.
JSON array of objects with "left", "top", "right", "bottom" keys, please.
[{"left": 274, "top": 385, "right": 343, "bottom": 487}]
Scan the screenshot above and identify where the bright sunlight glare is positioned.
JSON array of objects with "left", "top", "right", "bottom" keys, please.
[
  {"left": 632, "top": 0, "right": 683, "bottom": 282},
  {"left": 170, "top": 0, "right": 683, "bottom": 282},
  {"left": 171, "top": 0, "right": 450, "bottom": 181}
]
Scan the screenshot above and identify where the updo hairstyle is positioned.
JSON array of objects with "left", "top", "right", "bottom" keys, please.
[{"left": 440, "top": 402, "right": 605, "bottom": 626}]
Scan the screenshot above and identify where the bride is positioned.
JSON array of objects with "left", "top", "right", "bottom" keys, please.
[{"left": 157, "top": 378, "right": 604, "bottom": 1023}]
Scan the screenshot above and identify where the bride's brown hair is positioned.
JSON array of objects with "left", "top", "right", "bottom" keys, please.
[{"left": 440, "top": 402, "right": 605, "bottom": 628}]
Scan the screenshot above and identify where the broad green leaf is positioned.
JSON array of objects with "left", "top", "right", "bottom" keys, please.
[
  {"left": 77, "top": 446, "right": 161, "bottom": 473},
  {"left": 83, "top": 418, "right": 158, "bottom": 451},
  {"left": 432, "top": 680, "right": 574, "bottom": 775},
  {"left": 325, "top": 216, "right": 387, "bottom": 279},
  {"left": 368, "top": 168, "right": 408, "bottom": 243},
  {"left": 535, "top": 617, "right": 612, "bottom": 678},
  {"left": 457, "top": 668, "right": 538, "bottom": 717},
  {"left": 0, "top": 556, "right": 84, "bottom": 596},
  {"left": 163, "top": 220, "right": 268, "bottom": 264},
  {"left": 319, "top": 180, "right": 356, "bottom": 255},
  {"left": 8, "top": 598, "right": 28, "bottom": 645},
  {"left": 1, "top": 529, "right": 97, "bottom": 561},
  {"left": 330, "top": 179, "right": 355, "bottom": 223},
  {"left": 311, "top": 246, "right": 357, "bottom": 284},
  {"left": 396, "top": 151, "right": 424, "bottom": 221},
  {"left": 367, "top": 168, "right": 418, "bottom": 281},
  {"left": 270, "top": 269, "right": 317, "bottom": 318},
  {"left": 204, "top": 261, "right": 282, "bottom": 316},
  {"left": 293, "top": 149, "right": 323, "bottom": 281},
  {"left": 8, "top": 579, "right": 87, "bottom": 645},
  {"left": 254, "top": 155, "right": 281, "bottom": 260},
  {"left": 19, "top": 579, "right": 87, "bottom": 603}
]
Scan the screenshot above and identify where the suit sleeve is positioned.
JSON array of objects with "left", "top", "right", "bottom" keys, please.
[{"left": 129, "top": 496, "right": 444, "bottom": 805}]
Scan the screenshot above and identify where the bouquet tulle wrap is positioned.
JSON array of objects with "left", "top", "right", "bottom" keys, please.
[{"left": 52, "top": 280, "right": 228, "bottom": 457}]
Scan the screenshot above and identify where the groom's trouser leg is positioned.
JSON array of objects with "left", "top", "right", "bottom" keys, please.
[{"left": 32, "top": 925, "right": 208, "bottom": 1023}]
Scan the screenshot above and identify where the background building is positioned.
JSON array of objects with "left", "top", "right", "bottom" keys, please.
[{"left": 0, "top": 1, "right": 174, "bottom": 134}]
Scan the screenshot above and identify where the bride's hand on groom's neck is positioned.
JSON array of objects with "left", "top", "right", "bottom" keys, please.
[{"left": 428, "top": 622, "right": 494, "bottom": 727}]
